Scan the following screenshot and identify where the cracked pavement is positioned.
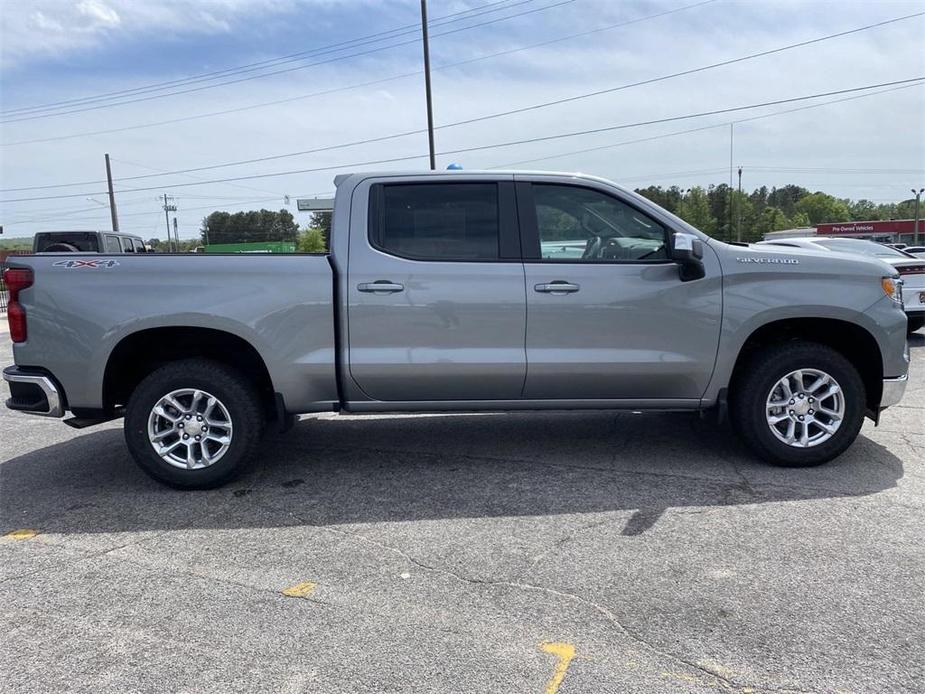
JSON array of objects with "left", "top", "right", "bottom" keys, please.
[{"left": 1, "top": 333, "right": 923, "bottom": 693}]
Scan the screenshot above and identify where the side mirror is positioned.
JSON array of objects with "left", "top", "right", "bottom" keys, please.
[{"left": 671, "top": 232, "right": 705, "bottom": 281}]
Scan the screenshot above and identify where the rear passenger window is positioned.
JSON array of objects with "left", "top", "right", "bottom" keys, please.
[
  {"left": 104, "top": 235, "right": 122, "bottom": 253},
  {"left": 372, "top": 183, "right": 499, "bottom": 260}
]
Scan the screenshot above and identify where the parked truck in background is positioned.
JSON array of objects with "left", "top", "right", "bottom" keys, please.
[
  {"left": 32, "top": 230, "right": 147, "bottom": 254},
  {"left": 3, "top": 171, "right": 911, "bottom": 488}
]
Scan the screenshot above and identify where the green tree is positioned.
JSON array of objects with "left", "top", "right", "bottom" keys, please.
[
  {"left": 789, "top": 211, "right": 811, "bottom": 228},
  {"left": 678, "top": 187, "right": 716, "bottom": 234},
  {"left": 200, "top": 208, "right": 299, "bottom": 245},
  {"left": 752, "top": 207, "right": 790, "bottom": 239},
  {"left": 297, "top": 227, "right": 327, "bottom": 253},
  {"left": 767, "top": 185, "right": 809, "bottom": 218},
  {"left": 309, "top": 211, "right": 333, "bottom": 248},
  {"left": 849, "top": 199, "right": 880, "bottom": 221},
  {"left": 794, "top": 192, "right": 851, "bottom": 225}
]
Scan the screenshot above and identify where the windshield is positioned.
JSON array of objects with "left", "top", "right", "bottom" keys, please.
[{"left": 813, "top": 239, "right": 912, "bottom": 258}]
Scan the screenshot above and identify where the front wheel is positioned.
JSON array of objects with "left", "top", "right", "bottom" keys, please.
[
  {"left": 907, "top": 315, "right": 924, "bottom": 335},
  {"left": 731, "top": 342, "right": 866, "bottom": 467},
  {"left": 124, "top": 359, "right": 264, "bottom": 489}
]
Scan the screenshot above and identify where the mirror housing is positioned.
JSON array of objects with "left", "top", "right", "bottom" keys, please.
[{"left": 670, "top": 232, "right": 705, "bottom": 281}]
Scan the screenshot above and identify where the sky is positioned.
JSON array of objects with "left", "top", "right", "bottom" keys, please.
[{"left": 1, "top": 0, "right": 923, "bottom": 240}]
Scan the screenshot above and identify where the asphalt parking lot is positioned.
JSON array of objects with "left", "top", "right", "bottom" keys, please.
[{"left": 1, "top": 328, "right": 923, "bottom": 694}]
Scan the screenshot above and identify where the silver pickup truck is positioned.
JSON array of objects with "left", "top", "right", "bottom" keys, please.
[{"left": 3, "top": 171, "right": 911, "bottom": 488}]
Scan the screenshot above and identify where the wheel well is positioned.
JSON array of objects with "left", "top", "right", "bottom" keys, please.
[
  {"left": 103, "top": 327, "right": 277, "bottom": 419},
  {"left": 731, "top": 318, "right": 883, "bottom": 413}
]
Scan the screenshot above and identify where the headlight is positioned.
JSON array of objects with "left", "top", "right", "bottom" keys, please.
[{"left": 882, "top": 276, "right": 903, "bottom": 304}]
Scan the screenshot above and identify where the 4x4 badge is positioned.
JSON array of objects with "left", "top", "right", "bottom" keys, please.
[{"left": 52, "top": 259, "right": 120, "bottom": 269}]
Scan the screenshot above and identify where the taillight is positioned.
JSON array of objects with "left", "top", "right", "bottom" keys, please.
[
  {"left": 897, "top": 264, "right": 925, "bottom": 276},
  {"left": 4, "top": 267, "right": 33, "bottom": 343}
]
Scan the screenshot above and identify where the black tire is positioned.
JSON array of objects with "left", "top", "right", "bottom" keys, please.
[
  {"left": 730, "top": 341, "right": 866, "bottom": 467},
  {"left": 124, "top": 359, "right": 264, "bottom": 489},
  {"left": 907, "top": 316, "right": 924, "bottom": 335}
]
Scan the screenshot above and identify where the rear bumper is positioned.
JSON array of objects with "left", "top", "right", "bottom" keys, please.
[{"left": 3, "top": 366, "right": 65, "bottom": 417}]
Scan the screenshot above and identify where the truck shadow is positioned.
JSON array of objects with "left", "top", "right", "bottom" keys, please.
[{"left": 0, "top": 411, "right": 904, "bottom": 537}]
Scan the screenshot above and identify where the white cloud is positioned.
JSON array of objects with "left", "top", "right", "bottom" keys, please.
[
  {"left": 0, "top": 0, "right": 308, "bottom": 68},
  {"left": 77, "top": 0, "right": 121, "bottom": 27}
]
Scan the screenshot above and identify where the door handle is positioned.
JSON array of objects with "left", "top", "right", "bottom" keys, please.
[
  {"left": 358, "top": 281, "right": 404, "bottom": 293},
  {"left": 534, "top": 281, "right": 580, "bottom": 294}
]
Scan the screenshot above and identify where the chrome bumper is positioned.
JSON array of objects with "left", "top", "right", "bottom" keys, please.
[
  {"left": 881, "top": 374, "right": 908, "bottom": 409},
  {"left": 2, "top": 366, "right": 65, "bottom": 417}
]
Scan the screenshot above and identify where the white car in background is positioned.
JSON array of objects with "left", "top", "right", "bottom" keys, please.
[
  {"left": 902, "top": 245, "right": 925, "bottom": 259},
  {"left": 757, "top": 237, "right": 925, "bottom": 334}
]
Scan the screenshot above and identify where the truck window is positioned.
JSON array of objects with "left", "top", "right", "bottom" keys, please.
[
  {"left": 132, "top": 239, "right": 146, "bottom": 253},
  {"left": 530, "top": 184, "right": 669, "bottom": 262},
  {"left": 122, "top": 237, "right": 135, "bottom": 253},
  {"left": 104, "top": 235, "right": 122, "bottom": 253},
  {"left": 33, "top": 232, "right": 101, "bottom": 252},
  {"left": 371, "top": 183, "right": 499, "bottom": 260}
]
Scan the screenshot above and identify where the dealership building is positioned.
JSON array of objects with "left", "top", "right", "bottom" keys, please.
[{"left": 765, "top": 219, "right": 923, "bottom": 243}]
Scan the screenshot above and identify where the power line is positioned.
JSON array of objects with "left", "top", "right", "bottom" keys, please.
[
  {"left": 3, "top": 77, "right": 921, "bottom": 205},
  {"left": 489, "top": 81, "right": 925, "bottom": 168},
  {"left": 4, "top": 9, "right": 918, "bottom": 194},
  {"left": 0, "top": 0, "right": 529, "bottom": 117},
  {"left": 0, "top": 0, "right": 577, "bottom": 124},
  {"left": 0, "top": 0, "right": 717, "bottom": 147}
]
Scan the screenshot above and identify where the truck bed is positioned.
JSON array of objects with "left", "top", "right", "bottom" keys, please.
[{"left": 8, "top": 253, "right": 338, "bottom": 414}]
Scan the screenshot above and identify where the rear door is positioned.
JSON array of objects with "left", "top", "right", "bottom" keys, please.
[
  {"left": 516, "top": 176, "right": 723, "bottom": 401},
  {"left": 346, "top": 176, "right": 527, "bottom": 401}
]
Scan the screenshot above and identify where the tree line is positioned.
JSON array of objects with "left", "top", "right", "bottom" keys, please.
[{"left": 634, "top": 184, "right": 919, "bottom": 243}]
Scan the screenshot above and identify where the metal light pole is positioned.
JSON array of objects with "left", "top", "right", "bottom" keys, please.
[
  {"left": 420, "top": 0, "right": 436, "bottom": 170},
  {"left": 736, "top": 166, "right": 743, "bottom": 242},
  {"left": 913, "top": 188, "right": 924, "bottom": 246}
]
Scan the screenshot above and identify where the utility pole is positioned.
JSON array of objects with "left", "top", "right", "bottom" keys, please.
[
  {"left": 420, "top": 0, "right": 436, "bottom": 170},
  {"left": 162, "top": 194, "right": 177, "bottom": 252},
  {"left": 173, "top": 218, "right": 179, "bottom": 252},
  {"left": 104, "top": 153, "right": 119, "bottom": 231},
  {"left": 728, "top": 123, "right": 734, "bottom": 241},
  {"left": 736, "top": 166, "right": 743, "bottom": 242},
  {"left": 913, "top": 188, "right": 924, "bottom": 246}
]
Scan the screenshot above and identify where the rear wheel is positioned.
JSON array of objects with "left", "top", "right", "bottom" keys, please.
[
  {"left": 124, "top": 359, "right": 264, "bottom": 489},
  {"left": 731, "top": 342, "right": 865, "bottom": 467}
]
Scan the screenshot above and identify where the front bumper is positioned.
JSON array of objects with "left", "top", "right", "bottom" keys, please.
[
  {"left": 881, "top": 374, "right": 908, "bottom": 409},
  {"left": 901, "top": 283, "right": 925, "bottom": 314},
  {"left": 3, "top": 366, "right": 65, "bottom": 417}
]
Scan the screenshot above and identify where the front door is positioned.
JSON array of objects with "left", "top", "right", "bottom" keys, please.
[
  {"left": 347, "top": 178, "right": 526, "bottom": 402},
  {"left": 516, "top": 178, "right": 723, "bottom": 401}
]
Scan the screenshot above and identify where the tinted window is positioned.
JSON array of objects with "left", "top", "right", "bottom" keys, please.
[
  {"left": 814, "top": 239, "right": 911, "bottom": 258},
  {"left": 132, "top": 239, "right": 146, "bottom": 253},
  {"left": 104, "top": 235, "right": 122, "bottom": 253},
  {"left": 33, "top": 232, "right": 100, "bottom": 252},
  {"left": 532, "top": 184, "right": 668, "bottom": 261},
  {"left": 122, "top": 237, "right": 135, "bottom": 253},
  {"left": 373, "top": 183, "right": 499, "bottom": 260}
]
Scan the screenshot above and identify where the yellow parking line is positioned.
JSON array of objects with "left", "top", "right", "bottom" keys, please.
[
  {"left": 3, "top": 529, "right": 38, "bottom": 540},
  {"left": 281, "top": 581, "right": 317, "bottom": 598},
  {"left": 540, "top": 642, "right": 576, "bottom": 694}
]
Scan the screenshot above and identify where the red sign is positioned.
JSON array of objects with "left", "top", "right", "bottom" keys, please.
[{"left": 816, "top": 219, "right": 918, "bottom": 236}]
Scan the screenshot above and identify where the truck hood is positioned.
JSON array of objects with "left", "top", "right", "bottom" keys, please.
[{"left": 727, "top": 241, "right": 898, "bottom": 277}]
